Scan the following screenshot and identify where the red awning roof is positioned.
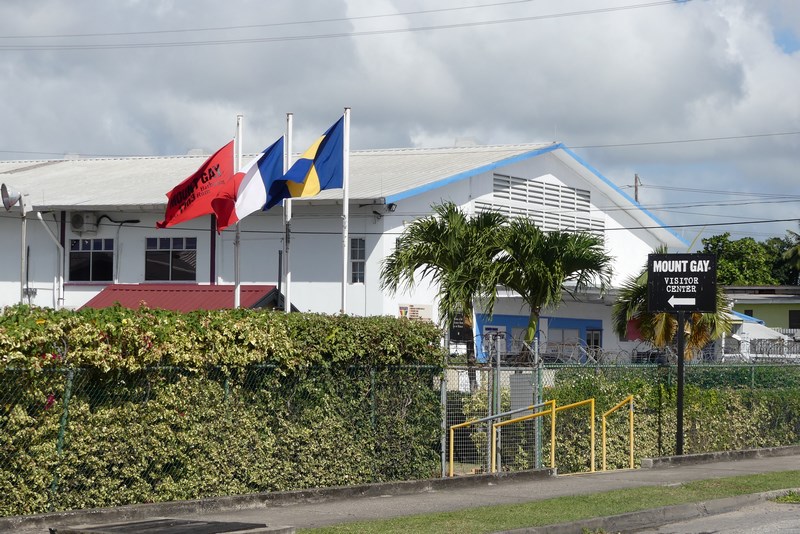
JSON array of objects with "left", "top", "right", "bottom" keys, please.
[{"left": 80, "top": 284, "right": 280, "bottom": 312}]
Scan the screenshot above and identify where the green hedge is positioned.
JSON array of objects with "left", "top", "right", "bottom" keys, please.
[
  {"left": 0, "top": 305, "right": 445, "bottom": 517},
  {"left": 546, "top": 365, "right": 800, "bottom": 473}
]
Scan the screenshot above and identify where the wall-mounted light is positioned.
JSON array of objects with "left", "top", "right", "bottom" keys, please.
[
  {"left": 1, "top": 183, "right": 23, "bottom": 211},
  {"left": 386, "top": 203, "right": 397, "bottom": 212}
]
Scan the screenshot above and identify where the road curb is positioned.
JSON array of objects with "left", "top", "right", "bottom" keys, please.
[
  {"left": 641, "top": 444, "right": 800, "bottom": 468},
  {"left": 496, "top": 488, "right": 800, "bottom": 534},
  {"left": 0, "top": 468, "right": 556, "bottom": 532}
]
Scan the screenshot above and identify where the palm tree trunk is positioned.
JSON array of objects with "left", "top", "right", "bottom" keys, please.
[{"left": 525, "top": 308, "right": 540, "bottom": 345}]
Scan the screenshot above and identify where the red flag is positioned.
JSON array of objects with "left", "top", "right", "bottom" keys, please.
[
  {"left": 209, "top": 170, "right": 245, "bottom": 232},
  {"left": 157, "top": 140, "right": 235, "bottom": 228}
]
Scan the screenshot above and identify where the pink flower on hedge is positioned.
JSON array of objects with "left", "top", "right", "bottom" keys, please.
[{"left": 45, "top": 394, "right": 56, "bottom": 410}]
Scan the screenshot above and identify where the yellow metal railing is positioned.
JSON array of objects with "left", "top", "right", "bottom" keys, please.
[
  {"left": 454, "top": 396, "right": 625, "bottom": 477},
  {"left": 601, "top": 394, "right": 635, "bottom": 471},
  {"left": 449, "top": 401, "right": 553, "bottom": 477},
  {"left": 554, "top": 398, "right": 596, "bottom": 473},
  {"left": 490, "top": 400, "right": 557, "bottom": 474}
]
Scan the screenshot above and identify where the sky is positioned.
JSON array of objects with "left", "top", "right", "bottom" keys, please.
[{"left": 0, "top": 0, "right": 798, "bottom": 248}]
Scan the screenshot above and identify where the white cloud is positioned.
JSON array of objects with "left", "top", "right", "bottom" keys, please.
[{"left": 0, "top": 0, "right": 797, "bottom": 240}]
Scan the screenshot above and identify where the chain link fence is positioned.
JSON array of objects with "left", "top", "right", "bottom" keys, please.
[
  {"left": 0, "top": 364, "right": 441, "bottom": 517},
  {"left": 444, "top": 361, "right": 800, "bottom": 477},
  {"left": 4, "top": 357, "right": 800, "bottom": 517}
]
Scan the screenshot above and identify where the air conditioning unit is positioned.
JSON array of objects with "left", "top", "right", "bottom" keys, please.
[{"left": 70, "top": 212, "right": 97, "bottom": 234}]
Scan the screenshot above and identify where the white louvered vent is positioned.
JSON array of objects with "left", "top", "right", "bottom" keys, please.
[{"left": 479, "top": 173, "right": 604, "bottom": 235}]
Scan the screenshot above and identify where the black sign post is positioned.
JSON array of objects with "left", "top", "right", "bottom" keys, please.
[{"left": 647, "top": 253, "right": 717, "bottom": 456}]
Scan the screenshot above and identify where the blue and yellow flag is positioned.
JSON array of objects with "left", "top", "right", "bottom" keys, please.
[{"left": 265, "top": 116, "right": 344, "bottom": 210}]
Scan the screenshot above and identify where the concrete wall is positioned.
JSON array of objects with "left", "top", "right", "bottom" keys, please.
[{"left": 731, "top": 303, "right": 800, "bottom": 329}]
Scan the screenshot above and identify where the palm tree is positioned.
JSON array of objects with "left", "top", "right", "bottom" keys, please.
[
  {"left": 611, "top": 248, "right": 731, "bottom": 360},
  {"left": 380, "top": 201, "right": 507, "bottom": 331},
  {"left": 783, "top": 227, "right": 800, "bottom": 275},
  {"left": 491, "top": 218, "right": 614, "bottom": 344}
]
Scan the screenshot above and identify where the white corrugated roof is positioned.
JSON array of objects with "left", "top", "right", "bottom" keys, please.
[
  {"left": 0, "top": 144, "right": 554, "bottom": 211},
  {"left": 0, "top": 155, "right": 224, "bottom": 211},
  {"left": 0, "top": 142, "right": 687, "bottom": 247}
]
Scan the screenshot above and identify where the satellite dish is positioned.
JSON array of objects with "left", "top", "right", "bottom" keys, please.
[{"left": 1, "top": 183, "right": 22, "bottom": 211}]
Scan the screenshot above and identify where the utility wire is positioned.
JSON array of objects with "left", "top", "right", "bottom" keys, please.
[
  {"left": 2, "top": 129, "right": 798, "bottom": 160},
  {"left": 641, "top": 184, "right": 800, "bottom": 199},
  {"left": 649, "top": 208, "right": 797, "bottom": 222},
  {"left": 0, "top": 1, "right": 684, "bottom": 51},
  {"left": 0, "top": 0, "right": 539, "bottom": 39},
  {"left": 601, "top": 197, "right": 800, "bottom": 212},
  {"left": 572, "top": 130, "right": 800, "bottom": 148}
]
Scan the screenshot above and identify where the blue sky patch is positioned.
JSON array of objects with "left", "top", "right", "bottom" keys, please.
[{"left": 775, "top": 29, "right": 800, "bottom": 54}]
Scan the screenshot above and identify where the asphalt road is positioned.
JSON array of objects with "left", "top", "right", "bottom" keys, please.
[{"left": 637, "top": 499, "right": 800, "bottom": 534}]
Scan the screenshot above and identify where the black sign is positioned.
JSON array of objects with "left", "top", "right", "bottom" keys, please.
[
  {"left": 449, "top": 312, "right": 474, "bottom": 343},
  {"left": 647, "top": 253, "right": 717, "bottom": 313}
]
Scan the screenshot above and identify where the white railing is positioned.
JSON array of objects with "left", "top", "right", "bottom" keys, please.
[{"left": 722, "top": 334, "right": 800, "bottom": 363}]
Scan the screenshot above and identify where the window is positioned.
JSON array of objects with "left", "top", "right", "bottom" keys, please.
[
  {"left": 145, "top": 237, "right": 197, "bottom": 281},
  {"left": 69, "top": 238, "right": 114, "bottom": 282},
  {"left": 548, "top": 328, "right": 580, "bottom": 344},
  {"left": 586, "top": 329, "right": 602, "bottom": 349},
  {"left": 743, "top": 309, "right": 754, "bottom": 317},
  {"left": 789, "top": 310, "right": 800, "bottom": 329},
  {"left": 350, "top": 237, "right": 365, "bottom": 283}
]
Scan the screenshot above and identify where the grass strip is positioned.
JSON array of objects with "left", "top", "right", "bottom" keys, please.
[
  {"left": 301, "top": 471, "right": 800, "bottom": 534},
  {"left": 775, "top": 490, "right": 800, "bottom": 503}
]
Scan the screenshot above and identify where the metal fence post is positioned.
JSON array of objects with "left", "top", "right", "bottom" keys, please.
[
  {"left": 657, "top": 375, "right": 664, "bottom": 456},
  {"left": 440, "top": 366, "right": 447, "bottom": 477},
  {"left": 371, "top": 366, "right": 378, "bottom": 429},
  {"left": 49, "top": 367, "right": 74, "bottom": 511},
  {"left": 494, "top": 334, "right": 502, "bottom": 472},
  {"left": 488, "top": 392, "right": 494, "bottom": 473},
  {"left": 534, "top": 337, "right": 543, "bottom": 469},
  {"left": 485, "top": 334, "right": 495, "bottom": 472},
  {"left": 494, "top": 334, "right": 502, "bottom": 416},
  {"left": 440, "top": 334, "right": 449, "bottom": 478}
]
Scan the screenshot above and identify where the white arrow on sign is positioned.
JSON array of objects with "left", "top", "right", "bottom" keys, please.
[{"left": 668, "top": 295, "right": 696, "bottom": 308}]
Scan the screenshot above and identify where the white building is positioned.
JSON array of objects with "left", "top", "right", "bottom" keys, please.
[{"left": 0, "top": 142, "right": 685, "bottom": 358}]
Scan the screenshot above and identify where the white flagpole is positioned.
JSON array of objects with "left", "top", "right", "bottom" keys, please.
[
  {"left": 234, "top": 114, "right": 243, "bottom": 309},
  {"left": 283, "top": 113, "right": 293, "bottom": 313},
  {"left": 341, "top": 107, "right": 351, "bottom": 314}
]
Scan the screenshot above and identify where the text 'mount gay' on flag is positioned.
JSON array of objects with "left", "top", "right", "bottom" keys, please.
[{"left": 157, "top": 140, "right": 235, "bottom": 229}]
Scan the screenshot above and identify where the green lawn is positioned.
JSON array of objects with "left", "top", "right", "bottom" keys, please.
[{"left": 301, "top": 471, "right": 800, "bottom": 534}]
